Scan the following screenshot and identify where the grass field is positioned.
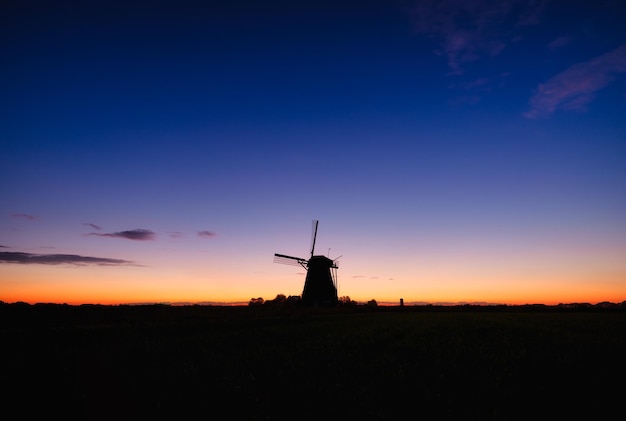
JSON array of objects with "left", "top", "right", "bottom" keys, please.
[{"left": 3, "top": 303, "right": 625, "bottom": 420}]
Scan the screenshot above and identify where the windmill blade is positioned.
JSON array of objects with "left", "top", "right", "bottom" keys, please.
[
  {"left": 332, "top": 255, "right": 342, "bottom": 268},
  {"left": 310, "top": 219, "right": 318, "bottom": 259},
  {"left": 274, "top": 253, "right": 307, "bottom": 267}
]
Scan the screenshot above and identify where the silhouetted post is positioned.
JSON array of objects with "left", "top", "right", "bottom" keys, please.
[{"left": 400, "top": 298, "right": 404, "bottom": 307}]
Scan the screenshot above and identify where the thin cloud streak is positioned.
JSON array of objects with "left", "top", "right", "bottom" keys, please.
[
  {"left": 89, "top": 229, "right": 156, "bottom": 241},
  {"left": 525, "top": 43, "right": 626, "bottom": 118},
  {"left": 12, "top": 213, "right": 36, "bottom": 220},
  {"left": 83, "top": 223, "right": 102, "bottom": 230},
  {"left": 198, "top": 231, "right": 217, "bottom": 239},
  {"left": 0, "top": 251, "right": 134, "bottom": 266}
]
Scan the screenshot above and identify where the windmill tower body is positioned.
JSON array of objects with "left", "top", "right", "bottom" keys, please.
[
  {"left": 274, "top": 221, "right": 339, "bottom": 307},
  {"left": 302, "top": 255, "right": 338, "bottom": 306}
]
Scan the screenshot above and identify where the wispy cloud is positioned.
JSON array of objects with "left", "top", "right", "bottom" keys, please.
[
  {"left": 168, "top": 231, "right": 184, "bottom": 239},
  {"left": 411, "top": 0, "right": 544, "bottom": 74},
  {"left": 198, "top": 230, "right": 217, "bottom": 239},
  {"left": 547, "top": 35, "right": 572, "bottom": 50},
  {"left": 83, "top": 223, "right": 102, "bottom": 230},
  {"left": 525, "top": 43, "right": 626, "bottom": 118},
  {"left": 461, "top": 77, "right": 490, "bottom": 90},
  {"left": 12, "top": 213, "right": 36, "bottom": 221},
  {"left": 89, "top": 229, "right": 156, "bottom": 241},
  {"left": 449, "top": 94, "right": 482, "bottom": 106},
  {"left": 0, "top": 251, "right": 134, "bottom": 266}
]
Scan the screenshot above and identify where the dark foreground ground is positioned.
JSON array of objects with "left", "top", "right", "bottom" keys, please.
[{"left": 2, "top": 303, "right": 625, "bottom": 420}]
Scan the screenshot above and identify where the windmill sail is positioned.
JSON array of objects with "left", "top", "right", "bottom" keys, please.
[
  {"left": 273, "top": 253, "right": 307, "bottom": 268},
  {"left": 310, "top": 220, "right": 318, "bottom": 259}
]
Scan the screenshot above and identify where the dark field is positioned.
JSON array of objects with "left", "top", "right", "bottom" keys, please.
[{"left": 3, "top": 303, "right": 625, "bottom": 420}]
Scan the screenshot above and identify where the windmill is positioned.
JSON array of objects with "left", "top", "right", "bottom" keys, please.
[{"left": 274, "top": 220, "right": 339, "bottom": 306}]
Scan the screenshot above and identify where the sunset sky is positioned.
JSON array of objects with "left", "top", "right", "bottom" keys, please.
[{"left": 2, "top": 0, "right": 625, "bottom": 305}]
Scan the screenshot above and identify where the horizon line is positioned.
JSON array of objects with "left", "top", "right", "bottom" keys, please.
[{"left": 3, "top": 299, "right": 624, "bottom": 307}]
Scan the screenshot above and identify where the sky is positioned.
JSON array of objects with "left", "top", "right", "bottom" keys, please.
[{"left": 2, "top": 0, "right": 625, "bottom": 306}]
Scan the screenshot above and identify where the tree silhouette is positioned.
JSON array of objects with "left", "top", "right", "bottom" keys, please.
[
  {"left": 248, "top": 297, "right": 264, "bottom": 306},
  {"left": 338, "top": 296, "right": 357, "bottom": 306}
]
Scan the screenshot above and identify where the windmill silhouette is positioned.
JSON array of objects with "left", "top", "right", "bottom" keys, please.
[{"left": 274, "top": 220, "right": 339, "bottom": 306}]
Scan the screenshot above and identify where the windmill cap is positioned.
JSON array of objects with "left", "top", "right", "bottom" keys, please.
[
  {"left": 310, "top": 255, "right": 334, "bottom": 261},
  {"left": 308, "top": 255, "right": 338, "bottom": 267}
]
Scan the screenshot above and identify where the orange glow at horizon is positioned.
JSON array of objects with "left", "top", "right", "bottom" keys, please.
[{"left": 2, "top": 263, "right": 624, "bottom": 306}]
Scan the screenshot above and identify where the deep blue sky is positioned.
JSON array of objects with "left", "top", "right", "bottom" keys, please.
[{"left": 2, "top": 0, "right": 625, "bottom": 305}]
